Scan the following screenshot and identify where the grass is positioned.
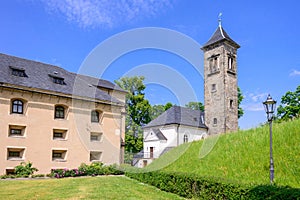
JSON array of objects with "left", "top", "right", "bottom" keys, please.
[
  {"left": 0, "top": 176, "right": 184, "bottom": 200},
  {"left": 145, "top": 118, "right": 300, "bottom": 188}
]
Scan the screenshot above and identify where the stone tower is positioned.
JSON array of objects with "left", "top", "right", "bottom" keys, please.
[{"left": 201, "top": 21, "right": 240, "bottom": 135}]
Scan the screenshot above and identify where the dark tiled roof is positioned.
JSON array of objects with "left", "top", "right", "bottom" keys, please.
[
  {"left": 143, "top": 106, "right": 207, "bottom": 129},
  {"left": 152, "top": 129, "right": 167, "bottom": 140},
  {"left": 0, "top": 53, "right": 125, "bottom": 105},
  {"left": 202, "top": 25, "right": 240, "bottom": 49}
]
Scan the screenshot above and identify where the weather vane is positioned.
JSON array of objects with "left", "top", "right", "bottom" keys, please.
[{"left": 218, "top": 12, "right": 222, "bottom": 27}]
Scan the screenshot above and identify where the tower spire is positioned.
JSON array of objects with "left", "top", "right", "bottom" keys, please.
[{"left": 218, "top": 13, "right": 222, "bottom": 27}]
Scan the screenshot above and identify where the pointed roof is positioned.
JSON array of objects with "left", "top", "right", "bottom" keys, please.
[
  {"left": 202, "top": 25, "right": 240, "bottom": 49},
  {"left": 143, "top": 106, "right": 207, "bottom": 129}
]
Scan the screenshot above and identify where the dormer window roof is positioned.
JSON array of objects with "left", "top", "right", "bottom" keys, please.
[
  {"left": 49, "top": 74, "right": 66, "bottom": 85},
  {"left": 10, "top": 66, "right": 27, "bottom": 77}
]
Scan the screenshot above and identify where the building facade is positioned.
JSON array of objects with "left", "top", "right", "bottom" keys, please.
[
  {"left": 201, "top": 22, "right": 240, "bottom": 135},
  {"left": 0, "top": 53, "right": 126, "bottom": 174},
  {"left": 134, "top": 106, "right": 207, "bottom": 168}
]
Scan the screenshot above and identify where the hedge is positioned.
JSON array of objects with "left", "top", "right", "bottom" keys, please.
[{"left": 125, "top": 171, "right": 300, "bottom": 199}]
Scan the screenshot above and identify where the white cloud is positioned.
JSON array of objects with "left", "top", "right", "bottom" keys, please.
[
  {"left": 241, "top": 103, "right": 264, "bottom": 111},
  {"left": 247, "top": 92, "right": 268, "bottom": 102},
  {"left": 40, "top": 0, "right": 174, "bottom": 28},
  {"left": 289, "top": 69, "right": 300, "bottom": 76},
  {"left": 242, "top": 91, "right": 268, "bottom": 111}
]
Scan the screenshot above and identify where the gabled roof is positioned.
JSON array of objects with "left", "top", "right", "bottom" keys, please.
[
  {"left": 0, "top": 53, "right": 125, "bottom": 105},
  {"left": 152, "top": 129, "right": 167, "bottom": 140},
  {"left": 143, "top": 106, "right": 207, "bottom": 129},
  {"left": 202, "top": 25, "right": 240, "bottom": 49}
]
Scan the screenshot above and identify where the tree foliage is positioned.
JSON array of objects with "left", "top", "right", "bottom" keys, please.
[
  {"left": 149, "top": 102, "right": 173, "bottom": 120},
  {"left": 185, "top": 102, "right": 204, "bottom": 111},
  {"left": 238, "top": 87, "right": 244, "bottom": 119},
  {"left": 277, "top": 85, "right": 300, "bottom": 120},
  {"left": 115, "top": 76, "right": 151, "bottom": 153}
]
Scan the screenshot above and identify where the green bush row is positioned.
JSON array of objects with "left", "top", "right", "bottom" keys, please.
[
  {"left": 126, "top": 171, "right": 300, "bottom": 199},
  {"left": 50, "top": 162, "right": 124, "bottom": 178}
]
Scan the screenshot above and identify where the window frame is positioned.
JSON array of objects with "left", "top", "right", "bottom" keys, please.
[
  {"left": 183, "top": 134, "right": 188, "bottom": 143},
  {"left": 11, "top": 99, "right": 24, "bottom": 114},
  {"left": 91, "top": 110, "right": 100, "bottom": 123},
  {"left": 52, "top": 149, "right": 67, "bottom": 161},
  {"left": 55, "top": 105, "right": 65, "bottom": 119}
]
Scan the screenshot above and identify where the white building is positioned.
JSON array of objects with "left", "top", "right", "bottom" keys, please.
[{"left": 133, "top": 106, "right": 207, "bottom": 167}]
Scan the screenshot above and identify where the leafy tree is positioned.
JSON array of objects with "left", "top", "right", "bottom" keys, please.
[
  {"left": 150, "top": 102, "right": 173, "bottom": 120},
  {"left": 164, "top": 102, "right": 173, "bottom": 111},
  {"left": 185, "top": 102, "right": 204, "bottom": 111},
  {"left": 238, "top": 87, "right": 244, "bottom": 119},
  {"left": 277, "top": 85, "right": 300, "bottom": 120},
  {"left": 115, "top": 76, "right": 151, "bottom": 153}
]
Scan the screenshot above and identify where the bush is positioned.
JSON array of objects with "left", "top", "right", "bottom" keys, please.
[
  {"left": 14, "top": 161, "right": 38, "bottom": 177},
  {"left": 125, "top": 171, "right": 300, "bottom": 199},
  {"left": 51, "top": 162, "right": 124, "bottom": 178}
]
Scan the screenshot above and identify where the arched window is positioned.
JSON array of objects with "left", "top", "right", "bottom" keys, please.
[
  {"left": 183, "top": 134, "right": 188, "bottom": 143},
  {"left": 12, "top": 99, "right": 23, "bottom": 114},
  {"left": 91, "top": 110, "right": 99, "bottom": 122},
  {"left": 55, "top": 105, "right": 65, "bottom": 119}
]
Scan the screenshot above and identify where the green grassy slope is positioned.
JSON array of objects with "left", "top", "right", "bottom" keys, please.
[{"left": 146, "top": 118, "right": 300, "bottom": 187}]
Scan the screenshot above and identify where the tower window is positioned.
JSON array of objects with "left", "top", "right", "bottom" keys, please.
[
  {"left": 213, "top": 118, "right": 217, "bottom": 125},
  {"left": 228, "top": 57, "right": 233, "bottom": 70},
  {"left": 211, "top": 84, "right": 216, "bottom": 92},
  {"left": 230, "top": 99, "right": 234, "bottom": 109},
  {"left": 209, "top": 56, "right": 219, "bottom": 74}
]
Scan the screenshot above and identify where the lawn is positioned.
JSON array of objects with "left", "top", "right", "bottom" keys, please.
[
  {"left": 145, "top": 118, "right": 300, "bottom": 188},
  {"left": 0, "top": 176, "right": 184, "bottom": 200}
]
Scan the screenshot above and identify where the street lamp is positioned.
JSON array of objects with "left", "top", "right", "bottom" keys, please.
[{"left": 263, "top": 94, "right": 277, "bottom": 184}]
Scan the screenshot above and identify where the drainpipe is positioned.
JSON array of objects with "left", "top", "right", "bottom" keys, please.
[{"left": 177, "top": 124, "right": 180, "bottom": 146}]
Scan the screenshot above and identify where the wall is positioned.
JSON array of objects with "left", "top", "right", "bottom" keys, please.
[{"left": 0, "top": 87, "right": 125, "bottom": 174}]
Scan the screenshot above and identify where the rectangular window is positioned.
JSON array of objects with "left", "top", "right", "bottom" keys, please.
[
  {"left": 211, "top": 84, "right": 216, "bottom": 92},
  {"left": 230, "top": 99, "right": 234, "bottom": 109},
  {"left": 90, "top": 132, "right": 103, "bottom": 142},
  {"left": 9, "top": 125, "right": 26, "bottom": 137},
  {"left": 213, "top": 118, "right": 217, "bottom": 125},
  {"left": 90, "top": 151, "right": 102, "bottom": 162},
  {"left": 53, "top": 129, "right": 67, "bottom": 140},
  {"left": 52, "top": 150, "right": 67, "bottom": 161},
  {"left": 7, "top": 148, "right": 25, "bottom": 160}
]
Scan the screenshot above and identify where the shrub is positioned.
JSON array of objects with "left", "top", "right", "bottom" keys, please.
[
  {"left": 51, "top": 162, "right": 124, "bottom": 178},
  {"left": 14, "top": 161, "right": 38, "bottom": 177},
  {"left": 125, "top": 171, "right": 300, "bottom": 199}
]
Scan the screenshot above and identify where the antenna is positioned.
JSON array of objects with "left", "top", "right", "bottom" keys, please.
[{"left": 218, "top": 12, "right": 222, "bottom": 27}]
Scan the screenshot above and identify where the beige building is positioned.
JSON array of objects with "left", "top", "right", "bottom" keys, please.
[{"left": 0, "top": 53, "right": 126, "bottom": 174}]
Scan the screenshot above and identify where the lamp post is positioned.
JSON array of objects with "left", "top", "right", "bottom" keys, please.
[{"left": 263, "top": 94, "right": 277, "bottom": 184}]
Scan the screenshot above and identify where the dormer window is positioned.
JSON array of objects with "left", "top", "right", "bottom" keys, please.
[
  {"left": 53, "top": 77, "right": 65, "bottom": 85},
  {"left": 49, "top": 74, "right": 66, "bottom": 85},
  {"left": 10, "top": 66, "right": 27, "bottom": 77}
]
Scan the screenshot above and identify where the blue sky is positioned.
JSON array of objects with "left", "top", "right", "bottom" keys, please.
[{"left": 0, "top": 0, "right": 299, "bottom": 129}]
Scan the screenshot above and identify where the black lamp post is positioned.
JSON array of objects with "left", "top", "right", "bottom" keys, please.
[{"left": 263, "top": 94, "right": 276, "bottom": 184}]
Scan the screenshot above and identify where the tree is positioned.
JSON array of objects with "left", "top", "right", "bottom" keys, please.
[
  {"left": 185, "top": 102, "right": 204, "bottom": 111},
  {"left": 115, "top": 76, "right": 151, "bottom": 153},
  {"left": 150, "top": 102, "right": 173, "bottom": 120},
  {"left": 238, "top": 87, "right": 244, "bottom": 119},
  {"left": 277, "top": 85, "right": 300, "bottom": 121}
]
